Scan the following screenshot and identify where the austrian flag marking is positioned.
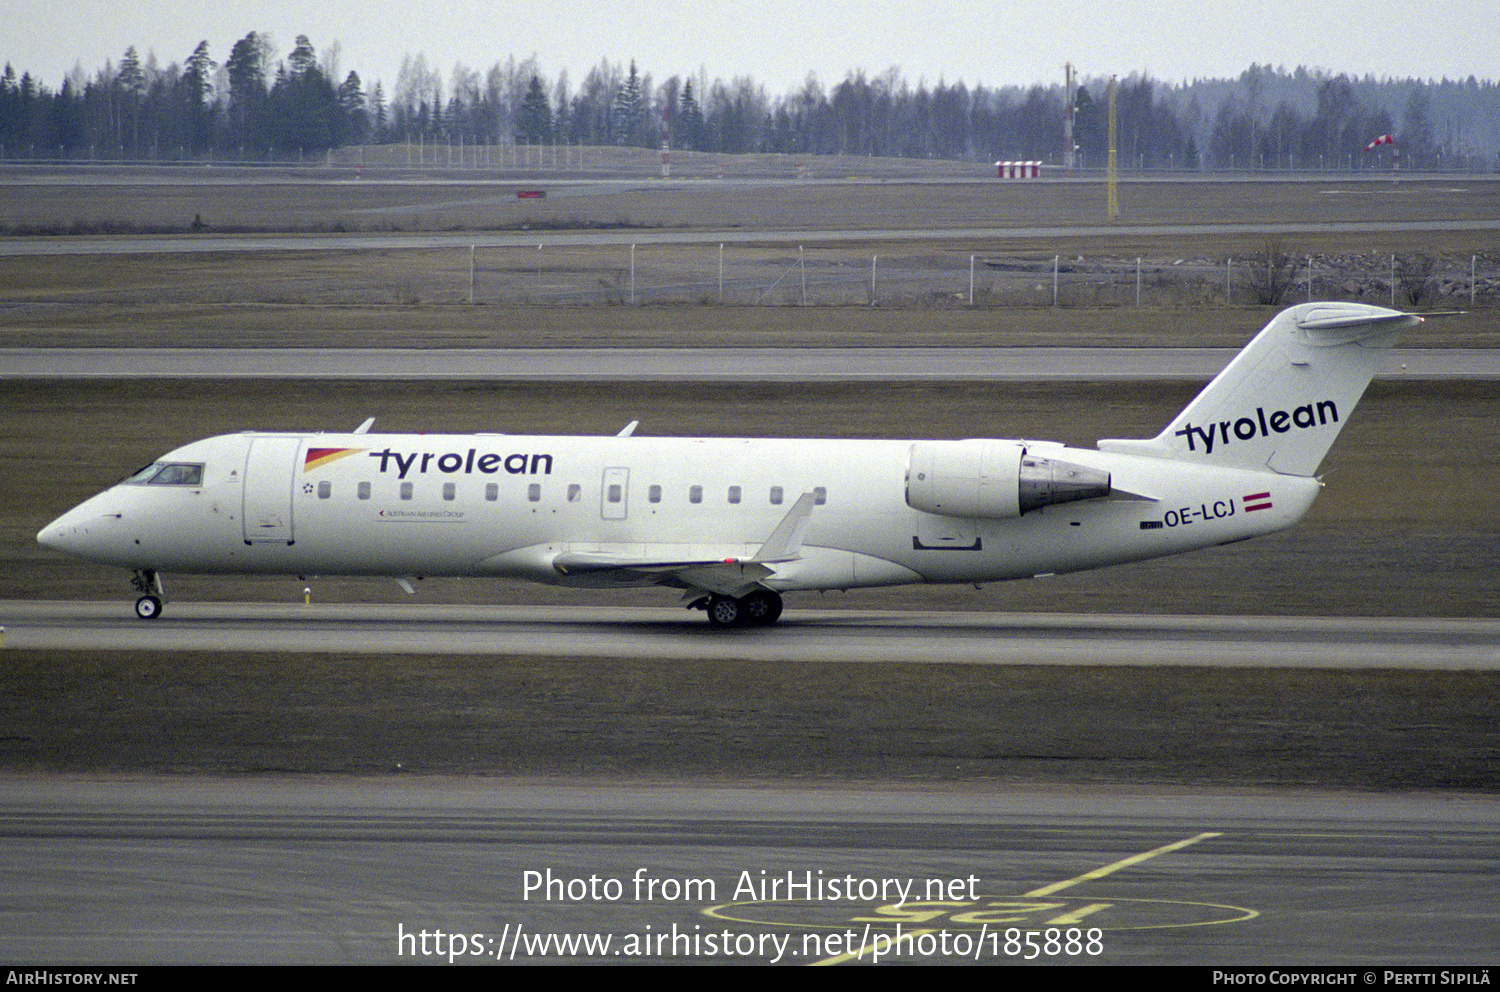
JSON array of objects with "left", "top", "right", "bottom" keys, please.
[{"left": 1242, "top": 492, "right": 1273, "bottom": 512}]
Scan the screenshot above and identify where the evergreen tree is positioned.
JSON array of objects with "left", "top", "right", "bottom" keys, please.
[
  {"left": 287, "top": 36, "right": 317, "bottom": 78},
  {"left": 182, "top": 41, "right": 215, "bottom": 154},
  {"left": 225, "top": 32, "right": 268, "bottom": 149},
  {"left": 116, "top": 47, "right": 146, "bottom": 153},
  {"left": 268, "top": 36, "right": 339, "bottom": 152},
  {"left": 678, "top": 78, "right": 703, "bottom": 150},
  {"left": 1402, "top": 87, "right": 1434, "bottom": 167},
  {"left": 369, "top": 81, "right": 387, "bottom": 140},
  {"left": 338, "top": 71, "right": 367, "bottom": 144},
  {"left": 612, "top": 60, "right": 643, "bottom": 145},
  {"left": 518, "top": 74, "right": 551, "bottom": 142},
  {"left": 552, "top": 71, "right": 571, "bottom": 143},
  {"left": 116, "top": 47, "right": 145, "bottom": 97},
  {"left": 1072, "top": 85, "right": 1101, "bottom": 165}
]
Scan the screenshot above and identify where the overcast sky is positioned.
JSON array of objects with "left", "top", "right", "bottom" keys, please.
[{"left": 5, "top": 0, "right": 1494, "bottom": 95}]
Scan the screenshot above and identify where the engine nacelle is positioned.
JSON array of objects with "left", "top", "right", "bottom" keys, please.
[{"left": 906, "top": 440, "right": 1111, "bottom": 519}]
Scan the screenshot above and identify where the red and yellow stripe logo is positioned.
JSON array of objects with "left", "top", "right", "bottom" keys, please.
[{"left": 304, "top": 447, "right": 366, "bottom": 472}]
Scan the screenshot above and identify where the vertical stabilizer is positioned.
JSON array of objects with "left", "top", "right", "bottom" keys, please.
[{"left": 1097, "top": 303, "right": 1417, "bottom": 477}]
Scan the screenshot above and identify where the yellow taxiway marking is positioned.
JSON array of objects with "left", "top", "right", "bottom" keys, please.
[
  {"left": 1023, "top": 831, "right": 1223, "bottom": 898},
  {"left": 810, "top": 830, "right": 1222, "bottom": 966}
]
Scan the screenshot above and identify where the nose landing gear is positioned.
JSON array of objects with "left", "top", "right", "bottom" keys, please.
[{"left": 130, "top": 569, "right": 166, "bottom": 620}]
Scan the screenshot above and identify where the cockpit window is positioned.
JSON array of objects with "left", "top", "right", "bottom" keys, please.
[
  {"left": 124, "top": 462, "right": 204, "bottom": 486},
  {"left": 124, "top": 462, "right": 163, "bottom": 484},
  {"left": 150, "top": 463, "right": 203, "bottom": 485}
]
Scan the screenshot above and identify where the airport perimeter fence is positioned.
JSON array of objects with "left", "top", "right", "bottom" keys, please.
[
  {"left": 128, "top": 240, "right": 1497, "bottom": 312},
  {"left": 428, "top": 243, "right": 1500, "bottom": 311}
]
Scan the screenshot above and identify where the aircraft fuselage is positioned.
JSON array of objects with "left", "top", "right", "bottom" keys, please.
[
  {"left": 39, "top": 430, "right": 1316, "bottom": 591},
  {"left": 36, "top": 303, "right": 1418, "bottom": 626}
]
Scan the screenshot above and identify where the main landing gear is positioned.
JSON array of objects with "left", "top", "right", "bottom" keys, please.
[
  {"left": 130, "top": 568, "right": 165, "bottom": 620},
  {"left": 694, "top": 589, "right": 784, "bottom": 628}
]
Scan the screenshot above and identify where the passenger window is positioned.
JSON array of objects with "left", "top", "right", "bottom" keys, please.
[
  {"left": 400, "top": 482, "right": 413, "bottom": 500},
  {"left": 567, "top": 484, "right": 582, "bottom": 503},
  {"left": 486, "top": 483, "right": 499, "bottom": 502},
  {"left": 317, "top": 481, "right": 332, "bottom": 499},
  {"left": 814, "top": 486, "right": 827, "bottom": 505},
  {"left": 443, "top": 482, "right": 456, "bottom": 501},
  {"left": 527, "top": 483, "right": 540, "bottom": 502},
  {"left": 358, "top": 481, "right": 371, "bottom": 500},
  {"left": 689, "top": 485, "right": 702, "bottom": 504},
  {"left": 769, "top": 486, "right": 783, "bottom": 505},
  {"left": 649, "top": 485, "right": 661, "bottom": 504},
  {"left": 728, "top": 486, "right": 741, "bottom": 504}
]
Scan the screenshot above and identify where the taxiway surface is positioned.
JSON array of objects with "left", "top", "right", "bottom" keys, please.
[
  {"left": 6, "top": 601, "right": 1498, "bottom": 669},
  {"left": 2, "top": 347, "right": 1494, "bottom": 380},
  {"left": 2, "top": 777, "right": 1496, "bottom": 965},
  {"left": 4, "top": 218, "right": 1500, "bottom": 256}
]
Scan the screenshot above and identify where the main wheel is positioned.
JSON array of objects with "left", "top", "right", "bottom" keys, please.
[
  {"left": 705, "top": 595, "right": 743, "bottom": 628},
  {"left": 739, "top": 590, "right": 783, "bottom": 626},
  {"left": 134, "top": 595, "right": 163, "bottom": 620}
]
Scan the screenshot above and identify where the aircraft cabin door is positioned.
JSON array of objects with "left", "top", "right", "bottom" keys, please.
[
  {"left": 242, "top": 436, "right": 301, "bottom": 543},
  {"left": 601, "top": 467, "right": 629, "bottom": 520}
]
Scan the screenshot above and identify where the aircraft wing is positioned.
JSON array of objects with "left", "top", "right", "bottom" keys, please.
[
  {"left": 550, "top": 492, "right": 818, "bottom": 597},
  {"left": 551, "top": 553, "right": 776, "bottom": 596}
]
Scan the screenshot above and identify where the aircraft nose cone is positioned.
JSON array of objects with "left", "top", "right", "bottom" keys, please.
[
  {"left": 37, "top": 503, "right": 121, "bottom": 560},
  {"left": 37, "top": 513, "right": 86, "bottom": 555},
  {"left": 36, "top": 520, "right": 62, "bottom": 549}
]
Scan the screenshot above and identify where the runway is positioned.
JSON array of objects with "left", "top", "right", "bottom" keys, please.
[
  {"left": 1, "top": 776, "right": 1496, "bottom": 965},
  {"left": 6, "top": 600, "right": 1498, "bottom": 668},
  {"left": 2, "top": 346, "right": 1494, "bottom": 380}
]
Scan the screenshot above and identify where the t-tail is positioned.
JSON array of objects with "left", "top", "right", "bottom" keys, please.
[{"left": 1098, "top": 302, "right": 1418, "bottom": 477}]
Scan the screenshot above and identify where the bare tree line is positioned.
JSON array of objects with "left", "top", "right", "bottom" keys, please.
[{"left": 2, "top": 36, "right": 1497, "bottom": 170}]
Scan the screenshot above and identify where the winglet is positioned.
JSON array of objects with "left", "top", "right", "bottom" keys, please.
[
  {"left": 751, "top": 492, "right": 817, "bottom": 563},
  {"left": 354, "top": 417, "right": 376, "bottom": 435}
]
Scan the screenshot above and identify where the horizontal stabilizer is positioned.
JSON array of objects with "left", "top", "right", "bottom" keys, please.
[{"left": 1295, "top": 305, "right": 1422, "bottom": 334}]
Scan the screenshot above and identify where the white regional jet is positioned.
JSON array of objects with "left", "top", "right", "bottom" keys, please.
[{"left": 38, "top": 302, "right": 1415, "bottom": 627}]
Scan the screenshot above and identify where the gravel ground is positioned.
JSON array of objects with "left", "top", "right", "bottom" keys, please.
[{"left": 1, "top": 650, "right": 1495, "bottom": 789}]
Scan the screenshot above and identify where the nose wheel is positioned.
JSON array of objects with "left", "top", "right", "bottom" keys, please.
[{"left": 129, "top": 569, "right": 166, "bottom": 620}]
